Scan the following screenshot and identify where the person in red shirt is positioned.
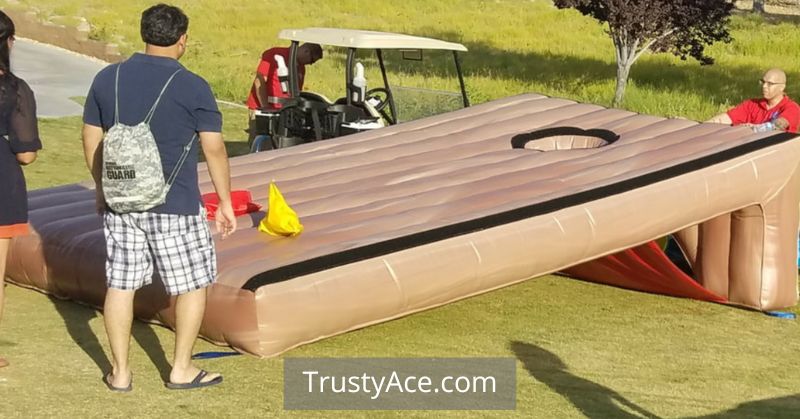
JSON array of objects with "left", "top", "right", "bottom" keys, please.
[
  {"left": 246, "top": 43, "right": 323, "bottom": 143},
  {"left": 708, "top": 68, "right": 800, "bottom": 133}
]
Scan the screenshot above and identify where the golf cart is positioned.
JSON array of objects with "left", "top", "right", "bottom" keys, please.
[{"left": 251, "top": 28, "right": 469, "bottom": 152}]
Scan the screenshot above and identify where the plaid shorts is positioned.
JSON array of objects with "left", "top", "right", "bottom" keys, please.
[{"left": 103, "top": 207, "right": 217, "bottom": 295}]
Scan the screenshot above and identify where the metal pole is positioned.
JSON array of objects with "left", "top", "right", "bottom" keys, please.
[
  {"left": 453, "top": 51, "right": 469, "bottom": 107},
  {"left": 288, "top": 41, "right": 299, "bottom": 97},
  {"left": 377, "top": 49, "right": 398, "bottom": 124},
  {"left": 346, "top": 48, "right": 355, "bottom": 105}
]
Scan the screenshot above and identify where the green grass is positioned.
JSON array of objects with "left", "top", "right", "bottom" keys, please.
[
  {"left": 4, "top": 276, "right": 800, "bottom": 418},
  {"left": 5, "top": 0, "right": 800, "bottom": 120},
  {"left": 24, "top": 116, "right": 89, "bottom": 189},
  {"left": 3, "top": 1, "right": 800, "bottom": 417}
]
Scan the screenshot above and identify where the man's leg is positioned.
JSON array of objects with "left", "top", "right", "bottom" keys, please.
[
  {"left": 103, "top": 288, "right": 135, "bottom": 387},
  {"left": 153, "top": 210, "right": 220, "bottom": 385},
  {"left": 169, "top": 287, "right": 220, "bottom": 384},
  {"left": 102, "top": 211, "right": 149, "bottom": 388},
  {"left": 0, "top": 238, "right": 10, "bottom": 368}
]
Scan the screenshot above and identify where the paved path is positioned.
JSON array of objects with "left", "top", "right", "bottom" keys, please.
[{"left": 12, "top": 38, "right": 106, "bottom": 118}]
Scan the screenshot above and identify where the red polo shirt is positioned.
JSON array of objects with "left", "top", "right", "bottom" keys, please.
[
  {"left": 727, "top": 95, "right": 800, "bottom": 133},
  {"left": 246, "top": 47, "right": 306, "bottom": 110}
]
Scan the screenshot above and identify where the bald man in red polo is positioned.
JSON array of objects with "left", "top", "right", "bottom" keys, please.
[{"left": 708, "top": 68, "right": 800, "bottom": 133}]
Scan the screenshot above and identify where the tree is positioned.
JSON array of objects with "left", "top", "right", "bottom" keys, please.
[{"left": 553, "top": 0, "right": 734, "bottom": 107}]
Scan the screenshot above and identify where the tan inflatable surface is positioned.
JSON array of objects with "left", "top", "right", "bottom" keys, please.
[{"left": 8, "top": 93, "right": 800, "bottom": 356}]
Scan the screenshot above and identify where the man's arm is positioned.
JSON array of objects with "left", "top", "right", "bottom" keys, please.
[
  {"left": 774, "top": 117, "right": 790, "bottom": 131},
  {"left": 779, "top": 101, "right": 800, "bottom": 133},
  {"left": 252, "top": 73, "right": 269, "bottom": 109},
  {"left": 200, "top": 131, "right": 237, "bottom": 238},
  {"left": 82, "top": 123, "right": 105, "bottom": 213},
  {"left": 82, "top": 124, "right": 103, "bottom": 179}
]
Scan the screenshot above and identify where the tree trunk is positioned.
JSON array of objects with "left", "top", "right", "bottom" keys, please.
[
  {"left": 613, "top": 59, "right": 632, "bottom": 107},
  {"left": 753, "top": 0, "right": 765, "bottom": 13}
]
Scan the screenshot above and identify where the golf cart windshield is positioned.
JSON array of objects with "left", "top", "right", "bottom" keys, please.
[
  {"left": 278, "top": 28, "right": 469, "bottom": 124},
  {"left": 361, "top": 48, "right": 467, "bottom": 123}
]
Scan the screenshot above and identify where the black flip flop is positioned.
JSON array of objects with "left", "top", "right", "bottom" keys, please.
[
  {"left": 165, "top": 369, "right": 223, "bottom": 390},
  {"left": 103, "top": 372, "right": 132, "bottom": 392}
]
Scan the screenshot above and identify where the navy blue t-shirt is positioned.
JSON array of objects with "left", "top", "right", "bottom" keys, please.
[{"left": 83, "top": 53, "right": 222, "bottom": 215}]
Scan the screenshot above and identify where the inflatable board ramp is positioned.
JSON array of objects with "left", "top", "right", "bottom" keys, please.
[{"left": 8, "top": 93, "right": 800, "bottom": 357}]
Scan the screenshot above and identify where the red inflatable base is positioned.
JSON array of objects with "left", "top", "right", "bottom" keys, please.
[{"left": 563, "top": 240, "right": 727, "bottom": 303}]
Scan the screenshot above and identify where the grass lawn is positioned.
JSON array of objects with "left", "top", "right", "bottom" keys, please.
[
  {"left": 2, "top": 1, "right": 800, "bottom": 417},
  {"left": 4, "top": 276, "right": 800, "bottom": 418}
]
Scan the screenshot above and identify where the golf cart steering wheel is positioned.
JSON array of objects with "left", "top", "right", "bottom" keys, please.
[
  {"left": 365, "top": 87, "right": 395, "bottom": 124},
  {"left": 365, "top": 87, "right": 391, "bottom": 111}
]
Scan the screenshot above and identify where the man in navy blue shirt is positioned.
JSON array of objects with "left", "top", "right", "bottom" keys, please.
[{"left": 82, "top": 4, "right": 236, "bottom": 391}]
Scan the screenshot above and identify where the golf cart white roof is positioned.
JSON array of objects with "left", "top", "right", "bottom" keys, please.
[{"left": 277, "top": 28, "right": 468, "bottom": 52}]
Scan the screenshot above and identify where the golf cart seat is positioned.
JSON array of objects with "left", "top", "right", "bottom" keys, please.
[
  {"left": 332, "top": 96, "right": 382, "bottom": 120},
  {"left": 271, "top": 96, "right": 329, "bottom": 145},
  {"left": 326, "top": 103, "right": 368, "bottom": 122},
  {"left": 299, "top": 91, "right": 334, "bottom": 105},
  {"left": 272, "top": 96, "right": 376, "bottom": 147},
  {"left": 326, "top": 103, "right": 382, "bottom": 136}
]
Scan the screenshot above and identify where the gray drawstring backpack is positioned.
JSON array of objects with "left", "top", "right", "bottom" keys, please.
[{"left": 101, "top": 63, "right": 196, "bottom": 213}]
